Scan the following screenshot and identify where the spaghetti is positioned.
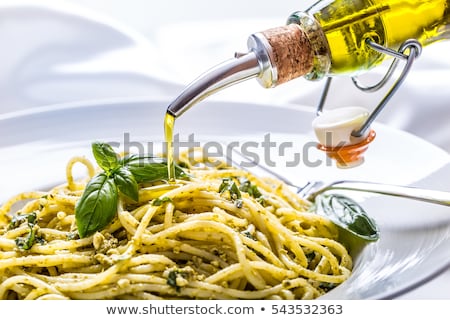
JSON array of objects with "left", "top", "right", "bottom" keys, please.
[{"left": 0, "top": 151, "right": 352, "bottom": 300}]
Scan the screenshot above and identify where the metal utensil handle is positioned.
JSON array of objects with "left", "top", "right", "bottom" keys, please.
[{"left": 320, "top": 181, "right": 450, "bottom": 206}]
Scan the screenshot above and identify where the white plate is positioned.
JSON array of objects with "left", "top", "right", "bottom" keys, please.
[{"left": 0, "top": 98, "right": 449, "bottom": 299}]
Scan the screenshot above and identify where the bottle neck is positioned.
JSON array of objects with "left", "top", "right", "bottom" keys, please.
[
  {"left": 285, "top": 12, "right": 331, "bottom": 81},
  {"left": 245, "top": 12, "right": 332, "bottom": 86}
]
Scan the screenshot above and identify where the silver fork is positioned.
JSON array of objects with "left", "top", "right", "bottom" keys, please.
[
  {"left": 230, "top": 149, "right": 450, "bottom": 207},
  {"left": 297, "top": 180, "right": 450, "bottom": 206}
]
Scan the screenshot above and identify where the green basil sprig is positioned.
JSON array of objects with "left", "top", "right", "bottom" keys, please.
[
  {"left": 75, "top": 142, "right": 187, "bottom": 238},
  {"left": 314, "top": 193, "right": 379, "bottom": 241}
]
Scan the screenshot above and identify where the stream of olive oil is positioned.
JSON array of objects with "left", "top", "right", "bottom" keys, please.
[{"left": 164, "top": 112, "right": 176, "bottom": 183}]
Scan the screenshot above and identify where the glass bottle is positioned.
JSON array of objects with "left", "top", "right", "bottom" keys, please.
[
  {"left": 290, "top": 0, "right": 450, "bottom": 79},
  {"left": 166, "top": 0, "right": 449, "bottom": 118}
]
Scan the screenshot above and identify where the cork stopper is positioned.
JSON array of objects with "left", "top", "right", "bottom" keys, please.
[{"left": 260, "top": 24, "right": 314, "bottom": 85}]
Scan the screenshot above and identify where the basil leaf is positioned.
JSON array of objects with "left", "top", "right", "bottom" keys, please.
[
  {"left": 315, "top": 193, "right": 379, "bottom": 241},
  {"left": 219, "top": 178, "right": 242, "bottom": 199},
  {"left": 167, "top": 270, "right": 180, "bottom": 292},
  {"left": 15, "top": 227, "right": 37, "bottom": 250},
  {"left": 114, "top": 167, "right": 139, "bottom": 202},
  {"left": 152, "top": 196, "right": 173, "bottom": 206},
  {"left": 92, "top": 142, "right": 119, "bottom": 172},
  {"left": 13, "top": 211, "right": 45, "bottom": 250},
  {"left": 75, "top": 172, "right": 118, "bottom": 238},
  {"left": 9, "top": 211, "right": 37, "bottom": 230},
  {"left": 239, "top": 178, "right": 258, "bottom": 196},
  {"left": 119, "top": 154, "right": 156, "bottom": 166},
  {"left": 219, "top": 178, "right": 243, "bottom": 208},
  {"left": 125, "top": 156, "right": 188, "bottom": 183}
]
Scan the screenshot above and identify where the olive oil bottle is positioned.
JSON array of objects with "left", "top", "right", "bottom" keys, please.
[{"left": 296, "top": 0, "right": 449, "bottom": 77}]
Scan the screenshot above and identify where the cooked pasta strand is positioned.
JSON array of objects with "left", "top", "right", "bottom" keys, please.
[{"left": 0, "top": 154, "right": 352, "bottom": 299}]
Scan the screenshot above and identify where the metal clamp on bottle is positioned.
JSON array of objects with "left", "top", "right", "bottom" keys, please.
[
  {"left": 313, "top": 38, "right": 422, "bottom": 168},
  {"left": 317, "top": 38, "right": 422, "bottom": 136}
]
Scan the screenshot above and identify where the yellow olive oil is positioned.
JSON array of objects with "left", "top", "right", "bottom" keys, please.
[
  {"left": 305, "top": 0, "right": 449, "bottom": 75},
  {"left": 164, "top": 112, "right": 176, "bottom": 183}
]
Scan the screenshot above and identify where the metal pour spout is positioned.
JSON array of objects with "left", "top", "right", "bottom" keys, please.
[
  {"left": 166, "top": 29, "right": 281, "bottom": 119},
  {"left": 166, "top": 51, "right": 261, "bottom": 118}
]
